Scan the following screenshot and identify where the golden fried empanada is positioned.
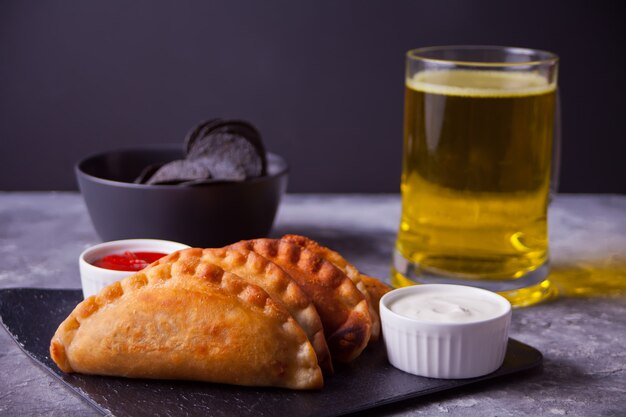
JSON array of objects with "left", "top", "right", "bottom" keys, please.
[
  {"left": 359, "top": 275, "right": 392, "bottom": 318},
  {"left": 280, "top": 234, "right": 382, "bottom": 342},
  {"left": 50, "top": 250, "right": 323, "bottom": 390},
  {"left": 230, "top": 239, "right": 371, "bottom": 363},
  {"left": 199, "top": 247, "right": 333, "bottom": 375}
]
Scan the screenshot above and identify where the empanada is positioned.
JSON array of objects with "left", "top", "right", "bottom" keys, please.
[
  {"left": 359, "top": 274, "right": 392, "bottom": 318},
  {"left": 50, "top": 250, "right": 323, "bottom": 390},
  {"left": 229, "top": 239, "right": 372, "bottom": 363},
  {"left": 280, "top": 234, "right": 382, "bottom": 342},
  {"left": 199, "top": 247, "right": 333, "bottom": 375}
]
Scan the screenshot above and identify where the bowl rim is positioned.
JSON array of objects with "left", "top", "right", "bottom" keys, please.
[{"left": 75, "top": 144, "right": 289, "bottom": 189}]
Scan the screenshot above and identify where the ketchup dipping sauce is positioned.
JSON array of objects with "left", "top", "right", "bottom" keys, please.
[
  {"left": 93, "top": 251, "right": 167, "bottom": 271},
  {"left": 79, "top": 239, "right": 190, "bottom": 299}
]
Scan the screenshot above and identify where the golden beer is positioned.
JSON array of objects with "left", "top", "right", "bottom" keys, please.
[{"left": 394, "top": 69, "right": 556, "bottom": 296}]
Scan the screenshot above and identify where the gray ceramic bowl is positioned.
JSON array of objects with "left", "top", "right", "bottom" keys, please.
[{"left": 76, "top": 146, "right": 288, "bottom": 247}]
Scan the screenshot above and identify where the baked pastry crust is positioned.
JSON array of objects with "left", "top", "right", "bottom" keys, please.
[
  {"left": 200, "top": 247, "right": 333, "bottom": 375},
  {"left": 359, "top": 275, "right": 392, "bottom": 318},
  {"left": 50, "top": 249, "right": 323, "bottom": 390},
  {"left": 229, "top": 239, "right": 372, "bottom": 363},
  {"left": 280, "top": 234, "right": 382, "bottom": 342}
]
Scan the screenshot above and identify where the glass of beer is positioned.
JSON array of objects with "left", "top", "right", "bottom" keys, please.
[{"left": 393, "top": 46, "right": 559, "bottom": 307}]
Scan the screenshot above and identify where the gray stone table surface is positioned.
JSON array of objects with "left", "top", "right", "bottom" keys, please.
[{"left": 0, "top": 192, "right": 625, "bottom": 417}]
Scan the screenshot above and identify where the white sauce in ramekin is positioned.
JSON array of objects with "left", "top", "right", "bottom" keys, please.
[
  {"left": 380, "top": 284, "right": 512, "bottom": 378},
  {"left": 389, "top": 291, "right": 506, "bottom": 323}
]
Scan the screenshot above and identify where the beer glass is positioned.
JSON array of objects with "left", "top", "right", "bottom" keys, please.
[{"left": 392, "top": 46, "right": 559, "bottom": 307}]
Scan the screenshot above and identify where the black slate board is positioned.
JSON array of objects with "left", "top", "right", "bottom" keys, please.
[{"left": 0, "top": 288, "right": 542, "bottom": 417}]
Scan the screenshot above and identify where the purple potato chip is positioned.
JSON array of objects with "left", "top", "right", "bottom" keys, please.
[
  {"left": 187, "top": 132, "right": 263, "bottom": 179},
  {"left": 184, "top": 119, "right": 228, "bottom": 154},
  {"left": 184, "top": 119, "right": 267, "bottom": 175},
  {"left": 184, "top": 119, "right": 225, "bottom": 155},
  {"left": 201, "top": 154, "right": 247, "bottom": 181},
  {"left": 135, "top": 118, "right": 268, "bottom": 186},
  {"left": 134, "top": 163, "right": 165, "bottom": 184},
  {"left": 145, "top": 159, "right": 212, "bottom": 185}
]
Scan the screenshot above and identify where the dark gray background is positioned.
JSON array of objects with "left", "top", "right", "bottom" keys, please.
[{"left": 1, "top": 0, "right": 624, "bottom": 193}]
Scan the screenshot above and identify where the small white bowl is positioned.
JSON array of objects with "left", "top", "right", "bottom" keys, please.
[
  {"left": 79, "top": 239, "right": 190, "bottom": 299},
  {"left": 380, "top": 284, "right": 511, "bottom": 379}
]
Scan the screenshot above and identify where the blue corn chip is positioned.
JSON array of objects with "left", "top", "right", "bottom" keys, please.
[
  {"left": 187, "top": 132, "right": 263, "bottom": 179},
  {"left": 185, "top": 119, "right": 267, "bottom": 175},
  {"left": 145, "top": 159, "right": 212, "bottom": 185},
  {"left": 137, "top": 118, "right": 267, "bottom": 185}
]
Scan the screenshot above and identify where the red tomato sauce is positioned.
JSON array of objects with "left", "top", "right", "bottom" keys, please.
[{"left": 93, "top": 251, "right": 167, "bottom": 271}]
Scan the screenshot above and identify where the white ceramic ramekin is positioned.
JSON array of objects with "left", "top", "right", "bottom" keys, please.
[
  {"left": 79, "top": 239, "right": 190, "bottom": 299},
  {"left": 380, "top": 284, "right": 512, "bottom": 379}
]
